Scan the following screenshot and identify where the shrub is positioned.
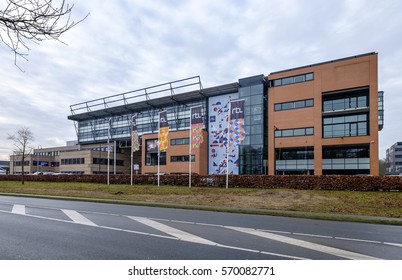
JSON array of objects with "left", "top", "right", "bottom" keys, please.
[{"left": 1, "top": 174, "right": 401, "bottom": 191}]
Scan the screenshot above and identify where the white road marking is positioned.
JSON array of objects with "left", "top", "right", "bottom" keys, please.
[
  {"left": 384, "top": 242, "right": 402, "bottom": 248},
  {"left": 292, "top": 232, "right": 333, "bottom": 239},
  {"left": 61, "top": 209, "right": 97, "bottom": 226},
  {"left": 2, "top": 203, "right": 399, "bottom": 257},
  {"left": 260, "top": 250, "right": 310, "bottom": 260},
  {"left": 258, "top": 229, "right": 292, "bottom": 235},
  {"left": 128, "top": 216, "right": 217, "bottom": 246},
  {"left": 226, "top": 226, "right": 380, "bottom": 260},
  {"left": 12, "top": 204, "right": 25, "bottom": 215},
  {"left": 334, "top": 237, "right": 382, "bottom": 244}
]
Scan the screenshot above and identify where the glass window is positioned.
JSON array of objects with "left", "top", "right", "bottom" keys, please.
[
  {"left": 294, "top": 75, "right": 306, "bottom": 83},
  {"left": 251, "top": 135, "right": 263, "bottom": 145},
  {"left": 349, "top": 97, "right": 357, "bottom": 108},
  {"left": 250, "top": 95, "right": 262, "bottom": 105},
  {"left": 305, "top": 99, "right": 314, "bottom": 107},
  {"left": 282, "top": 129, "right": 293, "bottom": 137},
  {"left": 239, "top": 87, "right": 250, "bottom": 97},
  {"left": 250, "top": 84, "right": 263, "bottom": 95},
  {"left": 323, "top": 113, "right": 368, "bottom": 138},
  {"left": 244, "top": 105, "right": 251, "bottom": 116},
  {"left": 306, "top": 128, "right": 314, "bottom": 135},
  {"left": 358, "top": 96, "right": 367, "bottom": 107},
  {"left": 358, "top": 122, "right": 367, "bottom": 135},
  {"left": 273, "top": 79, "right": 282, "bottom": 86},
  {"left": 305, "top": 73, "right": 314, "bottom": 81},
  {"left": 254, "top": 115, "right": 263, "bottom": 125},
  {"left": 332, "top": 99, "right": 345, "bottom": 111},
  {"left": 274, "top": 104, "right": 282, "bottom": 111},
  {"left": 293, "top": 128, "right": 305, "bottom": 136},
  {"left": 251, "top": 125, "right": 263, "bottom": 134},
  {"left": 252, "top": 105, "right": 262, "bottom": 115},
  {"left": 358, "top": 114, "right": 367, "bottom": 121},
  {"left": 345, "top": 115, "right": 358, "bottom": 122},
  {"left": 282, "top": 102, "right": 293, "bottom": 110},
  {"left": 282, "top": 77, "right": 294, "bottom": 85},
  {"left": 323, "top": 101, "right": 333, "bottom": 111},
  {"left": 294, "top": 100, "right": 305, "bottom": 109}
]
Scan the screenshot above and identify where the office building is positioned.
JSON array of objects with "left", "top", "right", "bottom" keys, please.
[
  {"left": 10, "top": 52, "right": 383, "bottom": 176},
  {"left": 386, "top": 142, "right": 402, "bottom": 174}
]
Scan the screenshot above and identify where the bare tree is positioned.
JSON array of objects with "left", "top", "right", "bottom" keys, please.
[
  {"left": 0, "top": 0, "right": 88, "bottom": 69},
  {"left": 7, "top": 127, "right": 34, "bottom": 184}
]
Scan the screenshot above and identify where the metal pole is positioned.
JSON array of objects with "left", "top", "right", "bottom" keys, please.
[
  {"left": 131, "top": 139, "right": 133, "bottom": 186},
  {"left": 157, "top": 114, "right": 160, "bottom": 187},
  {"left": 274, "top": 126, "right": 278, "bottom": 176},
  {"left": 114, "top": 141, "right": 117, "bottom": 175},
  {"left": 107, "top": 137, "right": 110, "bottom": 185},
  {"left": 189, "top": 126, "right": 192, "bottom": 188},
  {"left": 107, "top": 117, "right": 111, "bottom": 185},
  {"left": 226, "top": 101, "right": 231, "bottom": 189}
]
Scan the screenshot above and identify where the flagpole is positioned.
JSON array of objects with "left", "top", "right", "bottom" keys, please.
[
  {"left": 130, "top": 116, "right": 133, "bottom": 186},
  {"left": 158, "top": 113, "right": 160, "bottom": 187},
  {"left": 226, "top": 101, "right": 231, "bottom": 189},
  {"left": 107, "top": 136, "right": 110, "bottom": 185},
  {"left": 189, "top": 111, "right": 192, "bottom": 188},
  {"left": 107, "top": 118, "right": 111, "bottom": 186}
]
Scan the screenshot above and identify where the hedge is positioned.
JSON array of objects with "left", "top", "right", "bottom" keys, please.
[{"left": 1, "top": 174, "right": 401, "bottom": 191}]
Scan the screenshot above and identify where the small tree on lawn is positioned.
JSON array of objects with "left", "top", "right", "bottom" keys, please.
[{"left": 7, "top": 127, "right": 34, "bottom": 184}]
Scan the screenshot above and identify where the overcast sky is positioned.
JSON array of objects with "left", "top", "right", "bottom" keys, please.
[{"left": 1, "top": 0, "right": 401, "bottom": 161}]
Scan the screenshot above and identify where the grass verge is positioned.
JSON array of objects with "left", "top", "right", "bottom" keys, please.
[{"left": 0, "top": 181, "right": 401, "bottom": 225}]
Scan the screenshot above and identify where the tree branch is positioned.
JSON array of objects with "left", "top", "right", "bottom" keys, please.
[{"left": 0, "top": 0, "right": 89, "bottom": 69}]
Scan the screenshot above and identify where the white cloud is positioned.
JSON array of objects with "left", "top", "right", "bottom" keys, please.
[{"left": 1, "top": 0, "right": 402, "bottom": 161}]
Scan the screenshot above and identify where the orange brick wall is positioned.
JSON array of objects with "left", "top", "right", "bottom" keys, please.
[
  {"left": 268, "top": 53, "right": 379, "bottom": 175},
  {"left": 141, "top": 130, "right": 208, "bottom": 175}
]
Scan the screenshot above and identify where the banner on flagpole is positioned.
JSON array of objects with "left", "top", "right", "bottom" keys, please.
[
  {"left": 108, "top": 118, "right": 112, "bottom": 140},
  {"left": 159, "top": 111, "right": 169, "bottom": 151},
  {"left": 229, "top": 99, "right": 246, "bottom": 147},
  {"left": 131, "top": 116, "right": 140, "bottom": 152},
  {"left": 190, "top": 106, "right": 204, "bottom": 148}
]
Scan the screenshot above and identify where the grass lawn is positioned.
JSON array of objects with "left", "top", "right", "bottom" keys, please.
[{"left": 0, "top": 181, "right": 401, "bottom": 222}]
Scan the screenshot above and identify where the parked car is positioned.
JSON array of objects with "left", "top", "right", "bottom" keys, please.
[{"left": 0, "top": 168, "right": 7, "bottom": 175}]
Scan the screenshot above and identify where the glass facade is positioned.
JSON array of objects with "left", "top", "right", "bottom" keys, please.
[
  {"left": 378, "top": 91, "right": 384, "bottom": 131},
  {"left": 322, "top": 87, "right": 370, "bottom": 139},
  {"left": 275, "top": 147, "right": 314, "bottom": 174},
  {"left": 323, "top": 95, "right": 368, "bottom": 111},
  {"left": 322, "top": 145, "right": 370, "bottom": 174},
  {"left": 323, "top": 114, "right": 368, "bottom": 138},
  {"left": 77, "top": 100, "right": 207, "bottom": 143},
  {"left": 238, "top": 77, "right": 267, "bottom": 174}
]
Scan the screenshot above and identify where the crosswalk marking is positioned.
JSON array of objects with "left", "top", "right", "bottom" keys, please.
[
  {"left": 226, "top": 226, "right": 379, "bottom": 260},
  {"left": 61, "top": 209, "right": 97, "bottom": 226},
  {"left": 128, "top": 216, "right": 217, "bottom": 246},
  {"left": 12, "top": 204, "right": 25, "bottom": 215}
]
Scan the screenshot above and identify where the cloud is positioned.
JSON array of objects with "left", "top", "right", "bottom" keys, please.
[{"left": 1, "top": 0, "right": 402, "bottom": 161}]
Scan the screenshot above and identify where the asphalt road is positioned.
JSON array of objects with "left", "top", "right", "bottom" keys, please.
[{"left": 0, "top": 195, "right": 401, "bottom": 260}]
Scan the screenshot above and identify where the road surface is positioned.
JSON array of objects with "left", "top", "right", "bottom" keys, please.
[{"left": 0, "top": 195, "right": 401, "bottom": 260}]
